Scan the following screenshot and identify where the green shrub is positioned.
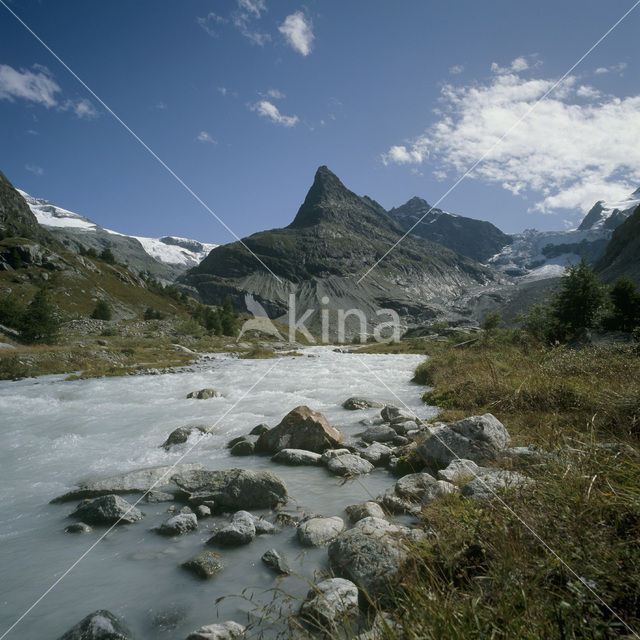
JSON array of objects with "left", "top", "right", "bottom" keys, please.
[
  {"left": 20, "top": 288, "right": 60, "bottom": 344},
  {"left": 91, "top": 299, "right": 112, "bottom": 321}
]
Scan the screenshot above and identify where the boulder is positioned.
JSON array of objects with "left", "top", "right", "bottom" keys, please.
[
  {"left": 297, "top": 516, "right": 345, "bottom": 547},
  {"left": 328, "top": 517, "right": 420, "bottom": 598},
  {"left": 182, "top": 551, "right": 224, "bottom": 579},
  {"left": 56, "top": 609, "right": 132, "bottom": 640},
  {"left": 360, "top": 443, "right": 392, "bottom": 466},
  {"left": 321, "top": 448, "right": 352, "bottom": 465},
  {"left": 437, "top": 459, "right": 483, "bottom": 484},
  {"left": 461, "top": 470, "right": 532, "bottom": 500},
  {"left": 195, "top": 505, "right": 212, "bottom": 519},
  {"left": 253, "top": 517, "right": 277, "bottom": 535},
  {"left": 381, "top": 406, "right": 415, "bottom": 424},
  {"left": 378, "top": 493, "right": 420, "bottom": 517},
  {"left": 327, "top": 454, "right": 374, "bottom": 477},
  {"left": 271, "top": 449, "right": 322, "bottom": 466},
  {"left": 162, "top": 426, "right": 210, "bottom": 450},
  {"left": 65, "top": 522, "right": 92, "bottom": 534},
  {"left": 230, "top": 440, "right": 255, "bottom": 456},
  {"left": 300, "top": 577, "right": 359, "bottom": 626},
  {"left": 51, "top": 464, "right": 202, "bottom": 503},
  {"left": 417, "top": 414, "right": 510, "bottom": 472},
  {"left": 342, "top": 397, "right": 384, "bottom": 410},
  {"left": 185, "top": 621, "right": 245, "bottom": 640},
  {"left": 256, "top": 406, "right": 343, "bottom": 453},
  {"left": 395, "top": 472, "right": 438, "bottom": 501},
  {"left": 249, "top": 423, "right": 270, "bottom": 436},
  {"left": 208, "top": 511, "right": 256, "bottom": 546},
  {"left": 361, "top": 425, "right": 397, "bottom": 444},
  {"left": 345, "top": 502, "right": 386, "bottom": 523},
  {"left": 70, "top": 495, "right": 143, "bottom": 525},
  {"left": 186, "top": 388, "right": 220, "bottom": 399},
  {"left": 171, "top": 469, "right": 288, "bottom": 511},
  {"left": 261, "top": 548, "right": 291, "bottom": 575},
  {"left": 156, "top": 513, "right": 198, "bottom": 536}
]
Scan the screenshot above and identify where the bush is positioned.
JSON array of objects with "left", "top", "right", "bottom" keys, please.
[
  {"left": 0, "top": 294, "right": 25, "bottom": 329},
  {"left": 99, "top": 247, "right": 116, "bottom": 264},
  {"left": 603, "top": 276, "right": 640, "bottom": 332},
  {"left": 20, "top": 288, "right": 60, "bottom": 344},
  {"left": 481, "top": 310, "right": 502, "bottom": 331},
  {"left": 143, "top": 307, "right": 164, "bottom": 321},
  {"left": 91, "top": 299, "right": 112, "bottom": 321}
]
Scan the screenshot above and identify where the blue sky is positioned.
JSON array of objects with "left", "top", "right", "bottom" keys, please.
[{"left": 1, "top": 0, "right": 638, "bottom": 244}]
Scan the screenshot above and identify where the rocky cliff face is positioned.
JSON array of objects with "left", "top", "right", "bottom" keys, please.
[{"left": 596, "top": 204, "right": 640, "bottom": 284}]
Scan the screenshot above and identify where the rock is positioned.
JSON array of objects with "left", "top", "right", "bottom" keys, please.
[
  {"left": 395, "top": 472, "right": 439, "bottom": 501},
  {"left": 56, "top": 609, "right": 132, "bottom": 640},
  {"left": 179, "top": 506, "right": 194, "bottom": 514},
  {"left": 300, "top": 578, "right": 359, "bottom": 626},
  {"left": 253, "top": 517, "right": 277, "bottom": 535},
  {"left": 151, "top": 603, "right": 189, "bottom": 632},
  {"left": 261, "top": 548, "right": 291, "bottom": 575},
  {"left": 378, "top": 493, "right": 420, "bottom": 516},
  {"left": 146, "top": 491, "right": 175, "bottom": 503},
  {"left": 162, "top": 426, "right": 211, "bottom": 450},
  {"left": 230, "top": 440, "right": 255, "bottom": 456},
  {"left": 417, "top": 414, "right": 511, "bottom": 472},
  {"left": 381, "top": 406, "right": 415, "bottom": 424},
  {"left": 342, "top": 397, "right": 383, "bottom": 410},
  {"left": 389, "top": 421, "right": 414, "bottom": 435},
  {"left": 321, "top": 448, "right": 352, "bottom": 465},
  {"left": 70, "top": 495, "right": 143, "bottom": 525},
  {"left": 226, "top": 436, "right": 248, "bottom": 449},
  {"left": 328, "top": 517, "right": 419, "bottom": 597},
  {"left": 271, "top": 448, "right": 322, "bottom": 466},
  {"left": 255, "top": 406, "right": 343, "bottom": 453},
  {"left": 249, "top": 423, "right": 270, "bottom": 436},
  {"left": 421, "top": 480, "right": 458, "bottom": 503},
  {"left": 171, "top": 469, "right": 288, "bottom": 511},
  {"left": 327, "top": 454, "right": 374, "bottom": 477},
  {"left": 392, "top": 436, "right": 410, "bottom": 446},
  {"left": 156, "top": 513, "right": 198, "bottom": 536},
  {"left": 208, "top": 511, "right": 256, "bottom": 546},
  {"left": 461, "top": 470, "right": 532, "bottom": 500},
  {"left": 437, "top": 459, "right": 483, "bottom": 484},
  {"left": 195, "top": 505, "right": 212, "bottom": 519},
  {"left": 51, "top": 464, "right": 203, "bottom": 503},
  {"left": 185, "top": 620, "right": 245, "bottom": 639},
  {"left": 186, "top": 388, "right": 220, "bottom": 399},
  {"left": 182, "top": 551, "right": 224, "bottom": 579},
  {"left": 65, "top": 522, "right": 92, "bottom": 534},
  {"left": 297, "top": 516, "right": 345, "bottom": 546},
  {"left": 361, "top": 425, "right": 397, "bottom": 444},
  {"left": 345, "top": 502, "right": 386, "bottom": 523},
  {"left": 275, "top": 511, "right": 302, "bottom": 527},
  {"left": 360, "top": 443, "right": 392, "bottom": 466}
]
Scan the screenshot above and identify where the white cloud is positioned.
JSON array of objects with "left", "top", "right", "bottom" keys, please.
[
  {"left": 25, "top": 164, "right": 44, "bottom": 176},
  {"left": 279, "top": 11, "right": 314, "bottom": 56},
  {"left": 64, "top": 98, "right": 98, "bottom": 119},
  {"left": 491, "top": 56, "right": 532, "bottom": 75},
  {"left": 154, "top": 101, "right": 167, "bottom": 110},
  {"left": 196, "top": 130, "right": 217, "bottom": 144},
  {"left": 264, "top": 88, "right": 285, "bottom": 99},
  {"left": 594, "top": 62, "right": 627, "bottom": 75},
  {"left": 232, "top": 0, "right": 270, "bottom": 46},
  {"left": 449, "top": 65, "right": 464, "bottom": 75},
  {"left": 237, "top": 0, "right": 266, "bottom": 18},
  {"left": 250, "top": 100, "right": 299, "bottom": 127},
  {"left": 0, "top": 64, "right": 60, "bottom": 107},
  {"left": 381, "top": 67, "right": 640, "bottom": 215},
  {"left": 197, "top": 12, "right": 226, "bottom": 37}
]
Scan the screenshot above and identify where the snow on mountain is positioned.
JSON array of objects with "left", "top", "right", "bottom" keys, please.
[
  {"left": 577, "top": 188, "right": 640, "bottom": 231},
  {"left": 18, "top": 189, "right": 217, "bottom": 269}
]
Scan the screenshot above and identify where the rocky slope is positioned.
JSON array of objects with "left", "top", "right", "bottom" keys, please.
[
  {"left": 388, "top": 196, "right": 511, "bottom": 263},
  {"left": 596, "top": 204, "right": 640, "bottom": 284},
  {"left": 184, "top": 166, "right": 495, "bottom": 335}
]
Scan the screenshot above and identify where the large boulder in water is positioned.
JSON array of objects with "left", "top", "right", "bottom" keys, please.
[
  {"left": 70, "top": 495, "right": 143, "bottom": 525},
  {"left": 185, "top": 620, "right": 246, "bottom": 639},
  {"left": 171, "top": 468, "right": 288, "bottom": 510},
  {"left": 297, "top": 516, "right": 345, "bottom": 546},
  {"left": 256, "top": 406, "right": 343, "bottom": 453},
  {"left": 56, "top": 609, "right": 132, "bottom": 639},
  {"left": 300, "top": 577, "right": 359, "bottom": 627}
]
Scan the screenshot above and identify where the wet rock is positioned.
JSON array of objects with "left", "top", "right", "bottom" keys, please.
[
  {"left": 342, "top": 397, "right": 384, "bottom": 410},
  {"left": 361, "top": 425, "right": 397, "bottom": 444},
  {"left": 230, "top": 440, "right": 255, "bottom": 456},
  {"left": 162, "top": 426, "right": 211, "bottom": 450},
  {"left": 65, "top": 522, "right": 92, "bottom": 534},
  {"left": 300, "top": 577, "right": 359, "bottom": 626},
  {"left": 146, "top": 491, "right": 175, "bottom": 503},
  {"left": 327, "top": 454, "right": 374, "bottom": 477},
  {"left": 156, "top": 513, "right": 198, "bottom": 536},
  {"left": 392, "top": 436, "right": 410, "bottom": 446},
  {"left": 255, "top": 406, "right": 343, "bottom": 453},
  {"left": 253, "top": 517, "right": 277, "bottom": 535},
  {"left": 185, "top": 621, "right": 245, "bottom": 639},
  {"left": 381, "top": 406, "right": 415, "bottom": 425},
  {"left": 151, "top": 603, "right": 189, "bottom": 632},
  {"left": 360, "top": 443, "right": 392, "bottom": 466},
  {"left": 345, "top": 502, "right": 386, "bottom": 523},
  {"left": 297, "top": 516, "right": 345, "bottom": 546},
  {"left": 186, "top": 388, "right": 220, "bottom": 400},
  {"left": 208, "top": 511, "right": 256, "bottom": 546},
  {"left": 182, "top": 551, "right": 224, "bottom": 579},
  {"left": 275, "top": 511, "right": 301, "bottom": 527},
  {"left": 261, "top": 548, "right": 291, "bottom": 575},
  {"left": 249, "top": 423, "right": 270, "bottom": 436},
  {"left": 461, "top": 470, "right": 532, "bottom": 500},
  {"left": 437, "top": 459, "right": 482, "bottom": 484},
  {"left": 56, "top": 609, "right": 132, "bottom": 640},
  {"left": 271, "top": 448, "right": 322, "bottom": 466},
  {"left": 70, "top": 495, "right": 143, "bottom": 526},
  {"left": 171, "top": 469, "right": 288, "bottom": 511},
  {"left": 195, "top": 505, "right": 211, "bottom": 519},
  {"left": 321, "top": 448, "right": 352, "bottom": 465},
  {"left": 378, "top": 493, "right": 420, "bottom": 516},
  {"left": 395, "top": 472, "right": 438, "bottom": 501}
]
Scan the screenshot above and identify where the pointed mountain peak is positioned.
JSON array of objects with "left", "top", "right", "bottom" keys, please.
[{"left": 304, "top": 165, "right": 352, "bottom": 206}]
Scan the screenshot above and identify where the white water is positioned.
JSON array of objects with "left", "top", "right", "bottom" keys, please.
[{"left": 0, "top": 347, "right": 433, "bottom": 639}]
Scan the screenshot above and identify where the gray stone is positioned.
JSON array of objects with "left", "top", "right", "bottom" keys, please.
[
  {"left": 342, "top": 397, "right": 384, "bottom": 410},
  {"left": 271, "top": 448, "right": 322, "bottom": 466},
  {"left": 208, "top": 511, "right": 256, "bottom": 546},
  {"left": 253, "top": 517, "right": 277, "bottom": 535},
  {"left": 321, "top": 448, "right": 352, "bottom": 465},
  {"left": 171, "top": 469, "right": 288, "bottom": 511},
  {"left": 185, "top": 620, "right": 245, "bottom": 639},
  {"left": 452, "top": 414, "right": 511, "bottom": 449},
  {"left": 70, "top": 495, "right": 143, "bottom": 526},
  {"left": 300, "top": 577, "right": 359, "bottom": 626},
  {"left": 156, "top": 513, "right": 198, "bottom": 536},
  {"left": 186, "top": 388, "right": 220, "bottom": 400},
  {"left": 360, "top": 443, "right": 392, "bottom": 466},
  {"left": 226, "top": 436, "right": 248, "bottom": 449},
  {"left": 345, "top": 502, "right": 386, "bottom": 523},
  {"left": 297, "top": 516, "right": 345, "bottom": 547},
  {"left": 230, "top": 440, "right": 255, "bottom": 456},
  {"left": 146, "top": 491, "right": 175, "bottom": 503},
  {"left": 261, "top": 548, "right": 291, "bottom": 575},
  {"left": 461, "top": 470, "right": 532, "bottom": 500},
  {"left": 162, "top": 426, "right": 211, "bottom": 450},
  {"left": 361, "top": 425, "right": 397, "bottom": 444},
  {"left": 249, "top": 423, "right": 270, "bottom": 436},
  {"left": 65, "top": 522, "right": 92, "bottom": 534},
  {"left": 56, "top": 609, "right": 132, "bottom": 640},
  {"left": 395, "top": 472, "right": 439, "bottom": 501},
  {"left": 182, "top": 551, "right": 224, "bottom": 579},
  {"left": 378, "top": 493, "right": 420, "bottom": 516},
  {"left": 327, "top": 454, "right": 374, "bottom": 477},
  {"left": 381, "top": 406, "right": 415, "bottom": 424},
  {"left": 421, "top": 480, "right": 458, "bottom": 503},
  {"left": 195, "top": 505, "right": 212, "bottom": 519},
  {"left": 256, "top": 406, "right": 343, "bottom": 453}
]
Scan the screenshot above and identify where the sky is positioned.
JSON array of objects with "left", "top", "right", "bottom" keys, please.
[{"left": 1, "top": 0, "right": 639, "bottom": 245}]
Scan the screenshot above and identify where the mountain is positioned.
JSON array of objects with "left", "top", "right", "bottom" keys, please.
[
  {"left": 596, "top": 204, "right": 640, "bottom": 284},
  {"left": 18, "top": 190, "right": 217, "bottom": 281},
  {"left": 387, "top": 197, "right": 511, "bottom": 262},
  {"left": 184, "top": 166, "right": 495, "bottom": 335},
  {"left": 578, "top": 188, "right": 640, "bottom": 231}
]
